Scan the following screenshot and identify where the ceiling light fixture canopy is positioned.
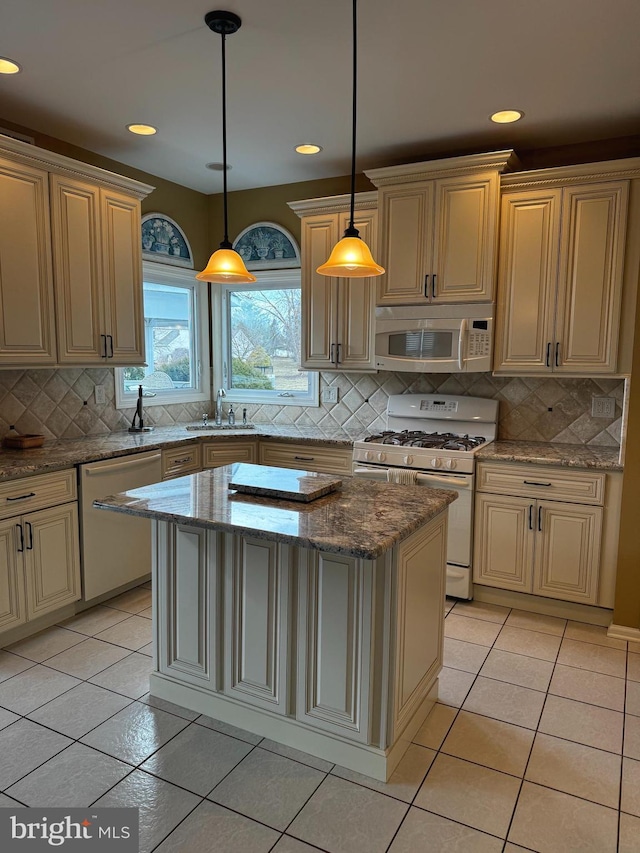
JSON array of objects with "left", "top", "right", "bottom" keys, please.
[
  {"left": 316, "top": 0, "right": 383, "bottom": 279},
  {"left": 196, "top": 10, "right": 256, "bottom": 284}
]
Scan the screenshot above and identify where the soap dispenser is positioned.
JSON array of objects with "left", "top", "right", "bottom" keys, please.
[{"left": 228, "top": 404, "right": 236, "bottom": 426}]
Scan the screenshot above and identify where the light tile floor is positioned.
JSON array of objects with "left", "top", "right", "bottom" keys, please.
[{"left": 0, "top": 588, "right": 638, "bottom": 852}]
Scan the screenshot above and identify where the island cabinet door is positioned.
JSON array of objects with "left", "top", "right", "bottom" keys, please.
[
  {"left": 156, "top": 522, "right": 218, "bottom": 689},
  {"left": 296, "top": 549, "right": 374, "bottom": 744},
  {"left": 223, "top": 535, "right": 292, "bottom": 715}
]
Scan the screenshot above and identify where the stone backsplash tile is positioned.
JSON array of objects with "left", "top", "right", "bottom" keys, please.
[{"left": 0, "top": 367, "right": 625, "bottom": 447}]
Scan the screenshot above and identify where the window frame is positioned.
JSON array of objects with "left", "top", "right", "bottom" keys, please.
[
  {"left": 115, "top": 261, "right": 211, "bottom": 409},
  {"left": 217, "top": 268, "right": 318, "bottom": 407}
]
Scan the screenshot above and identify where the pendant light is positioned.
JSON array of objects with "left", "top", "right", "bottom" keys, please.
[
  {"left": 196, "top": 11, "right": 256, "bottom": 284},
  {"left": 316, "top": 0, "right": 384, "bottom": 278}
]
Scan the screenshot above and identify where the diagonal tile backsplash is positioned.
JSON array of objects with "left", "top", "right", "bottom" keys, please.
[{"left": 0, "top": 367, "right": 625, "bottom": 448}]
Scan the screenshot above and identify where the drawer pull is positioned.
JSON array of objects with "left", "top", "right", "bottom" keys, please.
[
  {"left": 7, "top": 492, "right": 36, "bottom": 501},
  {"left": 294, "top": 455, "right": 315, "bottom": 461},
  {"left": 172, "top": 457, "right": 192, "bottom": 465},
  {"left": 523, "top": 481, "right": 552, "bottom": 487}
]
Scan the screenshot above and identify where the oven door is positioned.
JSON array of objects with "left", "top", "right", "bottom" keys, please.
[{"left": 352, "top": 465, "right": 473, "bottom": 568}]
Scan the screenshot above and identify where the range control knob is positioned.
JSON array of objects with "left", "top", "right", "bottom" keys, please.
[
  {"left": 430, "top": 457, "right": 441, "bottom": 468},
  {"left": 377, "top": 452, "right": 386, "bottom": 463},
  {"left": 443, "top": 458, "right": 456, "bottom": 470},
  {"left": 404, "top": 455, "right": 414, "bottom": 466},
  {"left": 364, "top": 451, "right": 372, "bottom": 461}
]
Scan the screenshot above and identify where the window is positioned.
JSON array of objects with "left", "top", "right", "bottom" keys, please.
[
  {"left": 115, "top": 263, "right": 210, "bottom": 408},
  {"left": 219, "top": 269, "right": 318, "bottom": 406}
]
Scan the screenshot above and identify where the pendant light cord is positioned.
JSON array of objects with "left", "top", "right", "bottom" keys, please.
[
  {"left": 345, "top": 0, "right": 359, "bottom": 238},
  {"left": 220, "top": 29, "right": 232, "bottom": 249}
]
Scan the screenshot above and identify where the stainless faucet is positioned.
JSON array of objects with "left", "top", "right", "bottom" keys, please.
[{"left": 215, "top": 388, "right": 226, "bottom": 425}]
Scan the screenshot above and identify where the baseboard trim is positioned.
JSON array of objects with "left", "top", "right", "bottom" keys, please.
[
  {"left": 471, "top": 586, "right": 612, "bottom": 627},
  {"left": 607, "top": 623, "right": 640, "bottom": 646}
]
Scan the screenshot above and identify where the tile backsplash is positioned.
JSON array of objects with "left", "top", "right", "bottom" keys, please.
[{"left": 0, "top": 367, "right": 625, "bottom": 447}]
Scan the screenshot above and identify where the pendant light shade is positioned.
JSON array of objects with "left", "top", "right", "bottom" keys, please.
[
  {"left": 317, "top": 0, "right": 384, "bottom": 279},
  {"left": 316, "top": 236, "right": 384, "bottom": 277},
  {"left": 197, "top": 10, "right": 256, "bottom": 285}
]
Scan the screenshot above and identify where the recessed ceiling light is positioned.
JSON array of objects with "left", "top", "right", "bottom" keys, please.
[
  {"left": 0, "top": 57, "right": 21, "bottom": 75},
  {"left": 126, "top": 124, "right": 158, "bottom": 136},
  {"left": 490, "top": 110, "right": 524, "bottom": 124},
  {"left": 206, "top": 162, "right": 231, "bottom": 171},
  {"left": 295, "top": 143, "right": 323, "bottom": 155}
]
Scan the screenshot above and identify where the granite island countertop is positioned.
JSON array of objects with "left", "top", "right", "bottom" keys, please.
[
  {"left": 0, "top": 423, "right": 361, "bottom": 482},
  {"left": 94, "top": 465, "right": 457, "bottom": 560},
  {"left": 476, "top": 440, "right": 623, "bottom": 471}
]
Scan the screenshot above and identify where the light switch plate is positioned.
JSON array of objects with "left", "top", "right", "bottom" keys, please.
[
  {"left": 321, "top": 387, "right": 339, "bottom": 404},
  {"left": 591, "top": 396, "right": 615, "bottom": 418},
  {"left": 94, "top": 384, "right": 106, "bottom": 406}
]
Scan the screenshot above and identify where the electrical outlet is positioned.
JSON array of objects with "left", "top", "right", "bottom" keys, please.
[
  {"left": 321, "top": 387, "right": 339, "bottom": 404},
  {"left": 591, "top": 396, "right": 615, "bottom": 418},
  {"left": 94, "top": 384, "right": 106, "bottom": 406}
]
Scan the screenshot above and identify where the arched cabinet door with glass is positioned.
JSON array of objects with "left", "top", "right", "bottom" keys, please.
[{"left": 114, "top": 262, "right": 210, "bottom": 411}]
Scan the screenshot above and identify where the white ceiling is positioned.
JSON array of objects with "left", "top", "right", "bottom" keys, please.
[{"left": 1, "top": 0, "right": 639, "bottom": 193}]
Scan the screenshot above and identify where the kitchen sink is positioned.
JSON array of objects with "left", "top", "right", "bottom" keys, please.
[{"left": 185, "top": 423, "right": 254, "bottom": 431}]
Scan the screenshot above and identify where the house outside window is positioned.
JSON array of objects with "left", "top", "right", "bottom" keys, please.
[
  {"left": 115, "top": 262, "right": 210, "bottom": 408},
  {"left": 219, "top": 269, "right": 318, "bottom": 406}
]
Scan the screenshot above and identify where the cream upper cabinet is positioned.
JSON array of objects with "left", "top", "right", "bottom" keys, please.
[
  {"left": 290, "top": 192, "right": 378, "bottom": 372},
  {"left": 0, "top": 157, "right": 56, "bottom": 366},
  {"left": 51, "top": 177, "right": 145, "bottom": 365},
  {"left": 366, "top": 152, "right": 516, "bottom": 307},
  {"left": 0, "top": 136, "right": 152, "bottom": 369},
  {"left": 495, "top": 179, "right": 629, "bottom": 375},
  {"left": 376, "top": 173, "right": 498, "bottom": 305}
]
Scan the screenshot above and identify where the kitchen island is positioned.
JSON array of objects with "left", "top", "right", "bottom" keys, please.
[{"left": 95, "top": 464, "right": 456, "bottom": 781}]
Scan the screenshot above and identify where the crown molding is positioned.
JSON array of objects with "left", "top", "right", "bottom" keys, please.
[
  {"left": 365, "top": 150, "right": 519, "bottom": 187},
  {"left": 288, "top": 191, "right": 377, "bottom": 217},
  {"left": 501, "top": 157, "right": 640, "bottom": 189},
  {"left": 0, "top": 134, "right": 155, "bottom": 199}
]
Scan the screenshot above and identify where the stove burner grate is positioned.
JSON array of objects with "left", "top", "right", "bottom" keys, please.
[{"left": 363, "top": 430, "right": 487, "bottom": 450}]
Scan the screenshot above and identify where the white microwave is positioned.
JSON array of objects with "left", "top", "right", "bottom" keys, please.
[{"left": 375, "top": 304, "right": 493, "bottom": 373}]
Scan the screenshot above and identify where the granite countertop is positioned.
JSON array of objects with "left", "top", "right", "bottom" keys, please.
[
  {"left": 477, "top": 440, "right": 623, "bottom": 471},
  {"left": 0, "top": 424, "right": 359, "bottom": 482},
  {"left": 94, "top": 465, "right": 457, "bottom": 560}
]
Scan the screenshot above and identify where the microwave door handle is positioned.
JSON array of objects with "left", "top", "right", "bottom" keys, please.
[{"left": 458, "top": 318, "right": 468, "bottom": 371}]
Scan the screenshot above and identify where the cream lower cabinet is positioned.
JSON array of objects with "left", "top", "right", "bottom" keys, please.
[
  {"left": 202, "top": 440, "right": 257, "bottom": 469},
  {"left": 474, "top": 463, "right": 605, "bottom": 605},
  {"left": 290, "top": 193, "right": 378, "bottom": 371},
  {"left": 50, "top": 175, "right": 145, "bottom": 365},
  {"left": 258, "top": 441, "right": 352, "bottom": 476},
  {"left": 0, "top": 501, "right": 80, "bottom": 634},
  {"left": 0, "top": 157, "right": 56, "bottom": 365},
  {"left": 495, "top": 180, "right": 628, "bottom": 375}
]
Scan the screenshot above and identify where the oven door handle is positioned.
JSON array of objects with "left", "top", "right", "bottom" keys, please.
[
  {"left": 352, "top": 467, "right": 472, "bottom": 489},
  {"left": 458, "top": 318, "right": 468, "bottom": 371}
]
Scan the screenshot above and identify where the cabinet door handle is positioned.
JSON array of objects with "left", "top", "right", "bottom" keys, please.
[
  {"left": 432, "top": 274, "right": 437, "bottom": 298},
  {"left": 330, "top": 343, "right": 336, "bottom": 365},
  {"left": 16, "top": 523, "right": 24, "bottom": 553},
  {"left": 7, "top": 492, "right": 36, "bottom": 502},
  {"left": 25, "top": 521, "right": 33, "bottom": 550},
  {"left": 528, "top": 505, "right": 533, "bottom": 530},
  {"left": 336, "top": 343, "right": 342, "bottom": 364},
  {"left": 294, "top": 455, "right": 315, "bottom": 461},
  {"left": 101, "top": 334, "right": 108, "bottom": 358},
  {"left": 538, "top": 506, "right": 543, "bottom": 532},
  {"left": 555, "top": 342, "right": 560, "bottom": 367},
  {"left": 107, "top": 335, "right": 114, "bottom": 358},
  {"left": 523, "top": 480, "right": 552, "bottom": 487},
  {"left": 546, "top": 342, "right": 551, "bottom": 367},
  {"left": 424, "top": 275, "right": 430, "bottom": 298}
]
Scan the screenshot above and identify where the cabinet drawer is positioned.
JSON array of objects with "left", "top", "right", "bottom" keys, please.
[
  {"left": 202, "top": 440, "right": 257, "bottom": 469},
  {"left": 0, "top": 470, "right": 77, "bottom": 520},
  {"left": 162, "top": 444, "right": 201, "bottom": 479},
  {"left": 259, "top": 441, "right": 352, "bottom": 476},
  {"left": 476, "top": 462, "right": 605, "bottom": 505}
]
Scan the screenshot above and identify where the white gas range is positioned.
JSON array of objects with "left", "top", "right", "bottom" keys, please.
[{"left": 352, "top": 394, "right": 499, "bottom": 599}]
